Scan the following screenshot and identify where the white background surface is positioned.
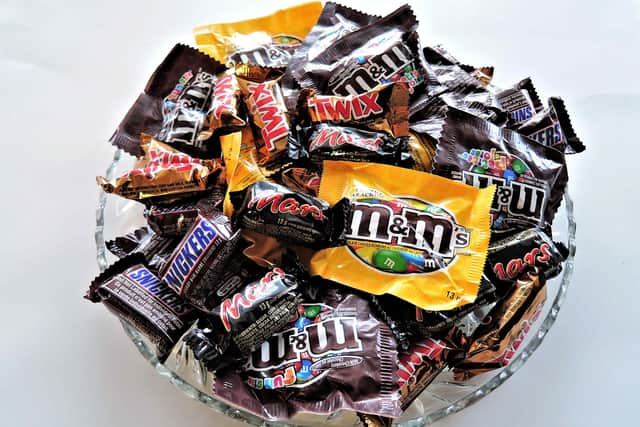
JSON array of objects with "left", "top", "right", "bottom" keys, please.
[{"left": 0, "top": 1, "right": 638, "bottom": 426}]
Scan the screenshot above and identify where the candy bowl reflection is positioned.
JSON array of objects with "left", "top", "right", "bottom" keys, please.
[{"left": 96, "top": 149, "right": 575, "bottom": 426}]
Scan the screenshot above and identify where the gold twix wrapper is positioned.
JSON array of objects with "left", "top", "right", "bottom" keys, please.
[{"left": 97, "top": 135, "right": 223, "bottom": 202}]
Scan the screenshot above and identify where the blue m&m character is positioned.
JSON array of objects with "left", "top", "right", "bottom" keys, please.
[
  {"left": 295, "top": 316, "right": 311, "bottom": 332},
  {"left": 296, "top": 360, "right": 313, "bottom": 381},
  {"left": 503, "top": 169, "right": 517, "bottom": 183}
]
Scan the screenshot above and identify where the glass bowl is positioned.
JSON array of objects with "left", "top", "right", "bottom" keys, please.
[{"left": 95, "top": 148, "right": 576, "bottom": 426}]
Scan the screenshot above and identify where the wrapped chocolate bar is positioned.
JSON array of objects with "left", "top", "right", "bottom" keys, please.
[
  {"left": 207, "top": 69, "right": 246, "bottom": 133},
  {"left": 432, "top": 108, "right": 568, "bottom": 237},
  {"left": 236, "top": 66, "right": 292, "bottom": 164},
  {"left": 454, "top": 269, "right": 547, "bottom": 380},
  {"left": 230, "top": 180, "right": 350, "bottom": 248},
  {"left": 193, "top": 2, "right": 322, "bottom": 66},
  {"left": 145, "top": 188, "right": 225, "bottom": 237},
  {"left": 496, "top": 77, "right": 544, "bottom": 125},
  {"left": 371, "top": 272, "right": 498, "bottom": 348},
  {"left": 295, "top": 5, "right": 425, "bottom": 96},
  {"left": 516, "top": 97, "right": 585, "bottom": 154},
  {"left": 86, "top": 254, "right": 196, "bottom": 361},
  {"left": 105, "top": 226, "right": 179, "bottom": 274},
  {"left": 488, "top": 228, "right": 567, "bottom": 289},
  {"left": 159, "top": 209, "right": 241, "bottom": 311},
  {"left": 97, "top": 135, "right": 224, "bottom": 204},
  {"left": 312, "top": 160, "right": 495, "bottom": 311},
  {"left": 110, "top": 44, "right": 226, "bottom": 157},
  {"left": 183, "top": 262, "right": 305, "bottom": 372}
]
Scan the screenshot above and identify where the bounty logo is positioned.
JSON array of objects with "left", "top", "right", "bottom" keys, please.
[
  {"left": 161, "top": 217, "right": 219, "bottom": 293},
  {"left": 126, "top": 267, "right": 191, "bottom": 317},
  {"left": 346, "top": 197, "right": 470, "bottom": 274}
]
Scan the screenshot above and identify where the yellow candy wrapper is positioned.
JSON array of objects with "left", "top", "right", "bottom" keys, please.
[
  {"left": 311, "top": 161, "right": 495, "bottom": 311},
  {"left": 194, "top": 2, "right": 323, "bottom": 66},
  {"left": 97, "top": 135, "right": 222, "bottom": 203}
]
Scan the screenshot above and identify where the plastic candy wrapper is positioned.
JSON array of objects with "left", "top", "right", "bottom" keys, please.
[
  {"left": 166, "top": 285, "right": 401, "bottom": 421},
  {"left": 183, "top": 263, "right": 304, "bottom": 373},
  {"left": 159, "top": 210, "right": 241, "bottom": 311},
  {"left": 230, "top": 180, "right": 350, "bottom": 248},
  {"left": 97, "top": 135, "right": 224, "bottom": 204},
  {"left": 311, "top": 160, "right": 495, "bottom": 311},
  {"left": 282, "top": 2, "right": 381, "bottom": 111},
  {"left": 110, "top": 44, "right": 226, "bottom": 157},
  {"left": 294, "top": 5, "right": 425, "bottom": 96},
  {"left": 236, "top": 66, "right": 291, "bottom": 163},
  {"left": 432, "top": 108, "right": 568, "bottom": 237},
  {"left": 193, "top": 2, "right": 323, "bottom": 66},
  {"left": 516, "top": 97, "right": 585, "bottom": 154},
  {"left": 86, "top": 254, "right": 197, "bottom": 361},
  {"left": 454, "top": 269, "right": 547, "bottom": 380}
]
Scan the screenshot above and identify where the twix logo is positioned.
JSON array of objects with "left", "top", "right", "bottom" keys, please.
[
  {"left": 247, "top": 191, "right": 326, "bottom": 221},
  {"left": 308, "top": 90, "right": 383, "bottom": 123},
  {"left": 246, "top": 82, "right": 289, "bottom": 151}
]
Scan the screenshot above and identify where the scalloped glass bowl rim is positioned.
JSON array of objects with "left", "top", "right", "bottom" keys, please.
[{"left": 95, "top": 148, "right": 576, "bottom": 426}]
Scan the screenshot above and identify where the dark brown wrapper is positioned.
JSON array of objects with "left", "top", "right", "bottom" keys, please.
[
  {"left": 159, "top": 210, "right": 241, "bottom": 312},
  {"left": 282, "top": 2, "right": 381, "bottom": 112},
  {"left": 145, "top": 189, "right": 225, "bottom": 237},
  {"left": 230, "top": 180, "right": 350, "bottom": 248},
  {"left": 294, "top": 5, "right": 424, "bottom": 97},
  {"left": 85, "top": 254, "right": 196, "bottom": 361},
  {"left": 105, "top": 226, "right": 180, "bottom": 275},
  {"left": 110, "top": 44, "right": 226, "bottom": 157},
  {"left": 516, "top": 97, "right": 585, "bottom": 154},
  {"left": 432, "top": 107, "right": 568, "bottom": 237}
]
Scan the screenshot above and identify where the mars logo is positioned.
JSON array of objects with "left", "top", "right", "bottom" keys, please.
[
  {"left": 461, "top": 171, "right": 548, "bottom": 225},
  {"left": 347, "top": 198, "right": 470, "bottom": 273},
  {"left": 330, "top": 42, "right": 414, "bottom": 96}
]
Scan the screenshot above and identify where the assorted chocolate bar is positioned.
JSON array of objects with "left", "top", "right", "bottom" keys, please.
[{"left": 88, "top": 2, "right": 583, "bottom": 424}]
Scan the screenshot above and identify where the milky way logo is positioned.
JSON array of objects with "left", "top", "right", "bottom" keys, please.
[{"left": 160, "top": 70, "right": 215, "bottom": 146}]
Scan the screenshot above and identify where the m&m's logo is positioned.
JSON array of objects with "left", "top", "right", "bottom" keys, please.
[
  {"left": 346, "top": 197, "right": 470, "bottom": 274},
  {"left": 329, "top": 41, "right": 416, "bottom": 96},
  {"left": 245, "top": 309, "right": 363, "bottom": 390}
]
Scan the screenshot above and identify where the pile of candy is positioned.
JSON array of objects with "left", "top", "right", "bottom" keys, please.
[{"left": 87, "top": 2, "right": 583, "bottom": 425}]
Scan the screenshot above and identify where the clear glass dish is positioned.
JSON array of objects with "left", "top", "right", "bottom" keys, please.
[{"left": 95, "top": 149, "right": 576, "bottom": 426}]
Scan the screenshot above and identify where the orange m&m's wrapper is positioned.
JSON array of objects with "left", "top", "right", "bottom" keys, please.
[{"left": 311, "top": 160, "right": 495, "bottom": 311}]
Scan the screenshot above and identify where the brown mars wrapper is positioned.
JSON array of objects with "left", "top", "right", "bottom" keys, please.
[
  {"left": 453, "top": 269, "right": 547, "bottom": 380},
  {"left": 97, "top": 135, "right": 223, "bottom": 204}
]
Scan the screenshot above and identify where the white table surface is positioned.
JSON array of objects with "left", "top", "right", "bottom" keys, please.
[{"left": 1, "top": 1, "right": 638, "bottom": 426}]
